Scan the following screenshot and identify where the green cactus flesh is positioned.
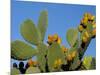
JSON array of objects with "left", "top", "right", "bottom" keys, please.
[
  {"left": 66, "top": 28, "right": 78, "bottom": 47},
  {"left": 11, "top": 40, "right": 38, "bottom": 60},
  {"left": 21, "top": 19, "right": 42, "bottom": 45},
  {"left": 37, "top": 43, "right": 48, "bottom": 72},
  {"left": 47, "top": 42, "right": 65, "bottom": 71},
  {"left": 37, "top": 10, "right": 48, "bottom": 41}
]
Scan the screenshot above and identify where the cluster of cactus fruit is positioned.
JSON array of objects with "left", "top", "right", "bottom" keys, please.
[{"left": 11, "top": 10, "right": 96, "bottom": 74}]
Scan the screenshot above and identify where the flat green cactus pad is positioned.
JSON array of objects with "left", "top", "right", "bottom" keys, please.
[
  {"left": 47, "top": 42, "right": 65, "bottom": 71},
  {"left": 83, "top": 56, "right": 95, "bottom": 70},
  {"left": 21, "top": 19, "right": 41, "bottom": 45},
  {"left": 38, "top": 10, "right": 48, "bottom": 41},
  {"left": 11, "top": 40, "right": 38, "bottom": 60},
  {"left": 66, "top": 28, "right": 78, "bottom": 47},
  {"left": 37, "top": 43, "right": 48, "bottom": 72}
]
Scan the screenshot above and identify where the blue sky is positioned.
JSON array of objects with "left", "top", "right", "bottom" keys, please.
[{"left": 11, "top": 0, "right": 96, "bottom": 65}]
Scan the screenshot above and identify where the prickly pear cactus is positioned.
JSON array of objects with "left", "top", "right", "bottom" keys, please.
[{"left": 11, "top": 11, "right": 96, "bottom": 74}]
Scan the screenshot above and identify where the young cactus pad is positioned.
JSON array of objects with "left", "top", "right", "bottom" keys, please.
[
  {"left": 66, "top": 28, "right": 78, "bottom": 47},
  {"left": 37, "top": 10, "right": 48, "bottom": 41}
]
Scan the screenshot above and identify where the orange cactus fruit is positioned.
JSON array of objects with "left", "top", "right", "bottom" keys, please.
[
  {"left": 28, "top": 59, "right": 34, "bottom": 66},
  {"left": 82, "top": 36, "right": 88, "bottom": 43},
  {"left": 84, "top": 13, "right": 89, "bottom": 17},
  {"left": 91, "top": 16, "right": 95, "bottom": 20},
  {"left": 93, "top": 24, "right": 96, "bottom": 29},
  {"left": 48, "top": 34, "right": 61, "bottom": 44},
  {"left": 92, "top": 22, "right": 96, "bottom": 29},
  {"left": 78, "top": 25, "right": 84, "bottom": 32},
  {"left": 62, "top": 45, "right": 68, "bottom": 53},
  {"left": 87, "top": 13, "right": 92, "bottom": 18},
  {"left": 58, "top": 59, "right": 62, "bottom": 65},
  {"left": 84, "top": 31, "right": 90, "bottom": 38},
  {"left": 83, "top": 16, "right": 88, "bottom": 22},
  {"left": 48, "top": 35, "right": 54, "bottom": 45},
  {"left": 71, "top": 51, "right": 77, "bottom": 58},
  {"left": 81, "top": 19, "right": 87, "bottom": 27},
  {"left": 92, "top": 29, "right": 96, "bottom": 36},
  {"left": 48, "top": 35, "right": 53, "bottom": 42},
  {"left": 53, "top": 34, "right": 58, "bottom": 41},
  {"left": 83, "top": 17, "right": 88, "bottom": 25},
  {"left": 67, "top": 54, "right": 72, "bottom": 61},
  {"left": 88, "top": 13, "right": 95, "bottom": 21},
  {"left": 53, "top": 59, "right": 62, "bottom": 68},
  {"left": 28, "top": 59, "right": 38, "bottom": 66},
  {"left": 57, "top": 37, "right": 61, "bottom": 44},
  {"left": 53, "top": 34, "right": 61, "bottom": 44},
  {"left": 32, "top": 61, "right": 38, "bottom": 66},
  {"left": 81, "top": 19, "right": 84, "bottom": 24}
]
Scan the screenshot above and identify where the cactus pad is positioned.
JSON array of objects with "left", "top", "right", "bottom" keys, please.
[{"left": 11, "top": 40, "right": 38, "bottom": 60}]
